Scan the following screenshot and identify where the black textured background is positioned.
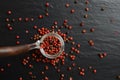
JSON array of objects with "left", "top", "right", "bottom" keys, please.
[{"left": 0, "top": 0, "right": 120, "bottom": 80}]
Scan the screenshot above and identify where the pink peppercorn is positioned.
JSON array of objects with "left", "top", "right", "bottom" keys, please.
[
  {"left": 19, "top": 77, "right": 23, "bottom": 80},
  {"left": 45, "top": 13, "right": 49, "bottom": 16},
  {"left": 80, "top": 71, "right": 85, "bottom": 76},
  {"left": 65, "top": 3, "right": 70, "bottom": 8},
  {"left": 98, "top": 54, "right": 104, "bottom": 59},
  {"left": 68, "top": 67, "right": 72, "bottom": 71},
  {"left": 9, "top": 27, "right": 13, "bottom": 30},
  {"left": 45, "top": 66, "right": 49, "bottom": 70},
  {"left": 29, "top": 64, "right": 33, "bottom": 68},
  {"left": 28, "top": 72, "right": 33, "bottom": 75},
  {"left": 81, "top": 68, "right": 85, "bottom": 72},
  {"left": 33, "top": 25, "right": 37, "bottom": 29},
  {"left": 6, "top": 18, "right": 10, "bottom": 22},
  {"left": 16, "top": 41, "right": 20, "bottom": 45},
  {"left": 69, "top": 77, "right": 73, "bottom": 80},
  {"left": 25, "top": 18, "right": 29, "bottom": 22},
  {"left": 68, "top": 26, "right": 72, "bottom": 30},
  {"left": 80, "top": 22, "right": 84, "bottom": 26},
  {"left": 0, "top": 68, "right": 4, "bottom": 72},
  {"left": 90, "top": 28, "right": 95, "bottom": 32},
  {"left": 72, "top": 63, "right": 76, "bottom": 67},
  {"left": 77, "top": 44, "right": 81, "bottom": 48},
  {"left": 85, "top": 8, "right": 89, "bottom": 11},
  {"left": 76, "top": 50, "right": 80, "bottom": 54},
  {"left": 31, "top": 17, "right": 34, "bottom": 21},
  {"left": 54, "top": 21, "right": 58, "bottom": 25},
  {"left": 25, "top": 30, "right": 29, "bottom": 33},
  {"left": 71, "top": 9, "right": 75, "bottom": 13},
  {"left": 45, "top": 2, "right": 50, "bottom": 7},
  {"left": 103, "top": 52, "right": 107, "bottom": 57},
  {"left": 18, "top": 17, "right": 22, "bottom": 21},
  {"left": 44, "top": 76, "right": 48, "bottom": 80},
  {"left": 85, "top": 1, "right": 89, "bottom": 4},
  {"left": 64, "top": 19, "right": 68, "bottom": 23},
  {"left": 93, "top": 69, "right": 97, "bottom": 73},
  {"left": 82, "top": 29, "right": 87, "bottom": 33},
  {"left": 7, "top": 10, "right": 12, "bottom": 15},
  {"left": 70, "top": 55, "right": 75, "bottom": 60},
  {"left": 38, "top": 15, "right": 43, "bottom": 19},
  {"left": 16, "top": 35, "right": 20, "bottom": 39},
  {"left": 7, "top": 64, "right": 11, "bottom": 67}
]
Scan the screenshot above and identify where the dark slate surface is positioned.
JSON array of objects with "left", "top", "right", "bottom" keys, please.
[{"left": 0, "top": 0, "right": 120, "bottom": 80}]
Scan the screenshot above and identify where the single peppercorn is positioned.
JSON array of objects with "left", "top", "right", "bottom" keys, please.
[
  {"left": 6, "top": 18, "right": 10, "bottom": 22},
  {"left": 93, "top": 69, "right": 97, "bottom": 73},
  {"left": 7, "top": 63, "right": 11, "bottom": 67},
  {"left": 85, "top": 1, "right": 89, "bottom": 4},
  {"left": 69, "top": 77, "right": 73, "bottom": 80},
  {"left": 9, "top": 27, "right": 13, "bottom": 30},
  {"left": 7, "top": 10, "right": 12, "bottom": 15},
  {"left": 68, "top": 67, "right": 72, "bottom": 71},
  {"left": 74, "top": 0, "right": 78, "bottom": 4},
  {"left": 65, "top": 3, "right": 70, "bottom": 8},
  {"left": 45, "top": 13, "right": 49, "bottom": 16},
  {"left": 16, "top": 35, "right": 20, "bottom": 39},
  {"left": 31, "top": 18, "right": 34, "bottom": 21},
  {"left": 71, "top": 9, "right": 75, "bottom": 13},
  {"left": 45, "top": 66, "right": 49, "bottom": 70},
  {"left": 25, "top": 30, "right": 29, "bottom": 33},
  {"left": 84, "top": 14, "right": 88, "bottom": 18},
  {"left": 89, "top": 42, "right": 94, "bottom": 46},
  {"left": 38, "top": 15, "right": 43, "bottom": 19},
  {"left": 25, "top": 18, "right": 29, "bottom": 22},
  {"left": 82, "top": 29, "right": 87, "bottom": 33},
  {"left": 80, "top": 22, "right": 84, "bottom": 26},
  {"left": 90, "top": 28, "right": 95, "bottom": 32},
  {"left": 77, "top": 44, "right": 81, "bottom": 48},
  {"left": 16, "top": 41, "right": 20, "bottom": 45},
  {"left": 0, "top": 68, "right": 4, "bottom": 72},
  {"left": 103, "top": 52, "right": 107, "bottom": 57},
  {"left": 33, "top": 25, "right": 37, "bottom": 29},
  {"left": 85, "top": 8, "right": 89, "bottom": 11},
  {"left": 18, "top": 17, "right": 22, "bottom": 21},
  {"left": 45, "top": 2, "right": 50, "bottom": 7}
]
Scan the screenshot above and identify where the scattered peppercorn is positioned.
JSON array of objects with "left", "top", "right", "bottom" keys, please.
[
  {"left": 45, "top": 2, "right": 50, "bottom": 7},
  {"left": 93, "top": 69, "right": 97, "bottom": 73},
  {"left": 19, "top": 77, "right": 23, "bottom": 80},
  {"left": 69, "top": 77, "right": 73, "bottom": 80},
  {"left": 84, "top": 14, "right": 88, "bottom": 18},
  {"left": 16, "top": 35, "right": 20, "bottom": 39},
  {"left": 7, "top": 10, "right": 12, "bottom": 15},
  {"left": 82, "top": 29, "right": 87, "bottom": 33},
  {"left": 65, "top": 3, "right": 70, "bottom": 8},
  {"left": 0, "top": 68, "right": 4, "bottom": 72},
  {"left": 80, "top": 22, "right": 84, "bottom": 26},
  {"left": 16, "top": 41, "right": 20, "bottom": 45},
  {"left": 90, "top": 28, "right": 95, "bottom": 32},
  {"left": 85, "top": 8, "right": 89, "bottom": 11},
  {"left": 38, "top": 15, "right": 43, "bottom": 19},
  {"left": 71, "top": 9, "right": 75, "bottom": 13},
  {"left": 85, "top": 1, "right": 89, "bottom": 4}
]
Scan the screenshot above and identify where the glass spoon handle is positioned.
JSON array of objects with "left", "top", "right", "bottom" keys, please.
[{"left": 0, "top": 43, "right": 36, "bottom": 57}]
